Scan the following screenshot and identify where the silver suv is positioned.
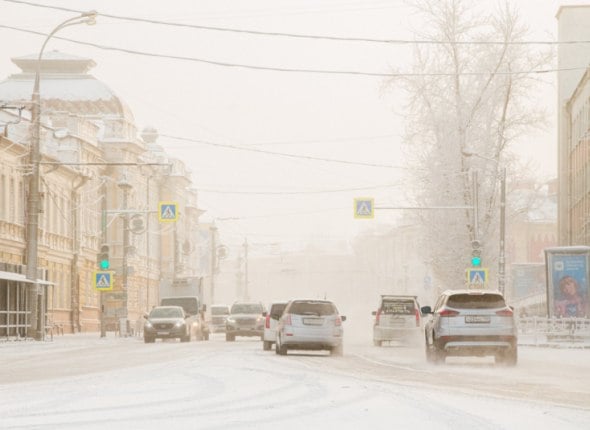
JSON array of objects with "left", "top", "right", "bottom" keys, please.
[
  {"left": 276, "top": 299, "right": 346, "bottom": 356},
  {"left": 372, "top": 295, "right": 422, "bottom": 346},
  {"left": 422, "top": 289, "right": 517, "bottom": 365},
  {"left": 262, "top": 301, "right": 288, "bottom": 351}
]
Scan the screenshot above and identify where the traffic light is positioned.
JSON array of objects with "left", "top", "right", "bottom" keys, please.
[
  {"left": 471, "top": 240, "right": 482, "bottom": 267},
  {"left": 98, "top": 244, "right": 110, "bottom": 270}
]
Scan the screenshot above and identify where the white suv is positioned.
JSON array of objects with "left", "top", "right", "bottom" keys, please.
[
  {"left": 372, "top": 295, "right": 422, "bottom": 346},
  {"left": 422, "top": 289, "right": 518, "bottom": 365},
  {"left": 262, "top": 302, "right": 288, "bottom": 351}
]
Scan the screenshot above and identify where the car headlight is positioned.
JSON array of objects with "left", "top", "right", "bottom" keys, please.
[
  {"left": 226, "top": 317, "right": 236, "bottom": 324},
  {"left": 145, "top": 321, "right": 153, "bottom": 328},
  {"left": 175, "top": 321, "right": 184, "bottom": 328}
]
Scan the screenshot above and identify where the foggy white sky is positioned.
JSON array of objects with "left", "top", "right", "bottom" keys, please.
[{"left": 0, "top": 0, "right": 585, "bottom": 254}]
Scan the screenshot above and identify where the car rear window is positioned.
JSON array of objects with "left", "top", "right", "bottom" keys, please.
[
  {"left": 270, "top": 303, "right": 287, "bottom": 318},
  {"left": 211, "top": 307, "right": 229, "bottom": 315},
  {"left": 447, "top": 294, "right": 506, "bottom": 309},
  {"left": 288, "top": 301, "right": 337, "bottom": 316},
  {"left": 231, "top": 303, "right": 264, "bottom": 314},
  {"left": 381, "top": 300, "right": 416, "bottom": 315}
]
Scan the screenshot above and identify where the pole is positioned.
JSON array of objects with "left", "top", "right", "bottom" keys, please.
[
  {"left": 146, "top": 176, "right": 151, "bottom": 312},
  {"left": 210, "top": 226, "right": 217, "bottom": 304},
  {"left": 118, "top": 176, "right": 132, "bottom": 325},
  {"left": 472, "top": 170, "right": 479, "bottom": 241},
  {"left": 243, "top": 238, "right": 249, "bottom": 301},
  {"left": 499, "top": 167, "right": 506, "bottom": 295},
  {"left": 25, "top": 11, "right": 97, "bottom": 340}
]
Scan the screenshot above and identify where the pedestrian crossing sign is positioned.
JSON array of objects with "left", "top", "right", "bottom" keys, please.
[
  {"left": 158, "top": 202, "right": 178, "bottom": 222},
  {"left": 354, "top": 198, "right": 374, "bottom": 219},
  {"left": 94, "top": 271, "right": 113, "bottom": 291},
  {"left": 466, "top": 268, "right": 488, "bottom": 286}
]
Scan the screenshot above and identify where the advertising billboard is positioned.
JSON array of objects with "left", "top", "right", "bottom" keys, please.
[
  {"left": 511, "top": 263, "right": 545, "bottom": 301},
  {"left": 545, "top": 246, "right": 590, "bottom": 318}
]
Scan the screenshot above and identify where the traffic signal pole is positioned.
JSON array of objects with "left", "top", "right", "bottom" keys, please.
[{"left": 498, "top": 168, "right": 506, "bottom": 295}]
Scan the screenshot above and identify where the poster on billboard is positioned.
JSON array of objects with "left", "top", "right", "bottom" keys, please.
[{"left": 544, "top": 246, "right": 590, "bottom": 318}]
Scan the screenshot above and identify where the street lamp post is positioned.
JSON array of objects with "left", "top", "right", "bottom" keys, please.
[{"left": 25, "top": 11, "right": 97, "bottom": 340}]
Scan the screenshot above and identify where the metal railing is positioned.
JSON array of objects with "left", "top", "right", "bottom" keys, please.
[{"left": 518, "top": 316, "right": 590, "bottom": 346}]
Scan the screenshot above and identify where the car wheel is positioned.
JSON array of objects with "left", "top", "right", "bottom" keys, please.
[
  {"left": 263, "top": 340, "right": 271, "bottom": 351},
  {"left": 276, "top": 336, "right": 287, "bottom": 355},
  {"left": 433, "top": 345, "right": 446, "bottom": 364},
  {"left": 181, "top": 334, "right": 190, "bottom": 342},
  {"left": 425, "top": 333, "right": 437, "bottom": 363},
  {"left": 331, "top": 344, "right": 343, "bottom": 356},
  {"left": 373, "top": 340, "right": 382, "bottom": 347},
  {"left": 144, "top": 336, "right": 154, "bottom": 343},
  {"left": 203, "top": 332, "right": 210, "bottom": 341},
  {"left": 496, "top": 347, "right": 518, "bottom": 366},
  {"left": 278, "top": 343, "right": 288, "bottom": 355},
  {"left": 226, "top": 333, "right": 235, "bottom": 342}
]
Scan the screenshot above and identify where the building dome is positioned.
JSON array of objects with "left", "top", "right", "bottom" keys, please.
[{"left": 0, "top": 51, "right": 135, "bottom": 123}]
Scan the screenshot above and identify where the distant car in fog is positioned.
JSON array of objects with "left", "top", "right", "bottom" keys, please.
[
  {"left": 143, "top": 305, "right": 192, "bottom": 343},
  {"left": 372, "top": 295, "right": 422, "bottom": 346},
  {"left": 422, "top": 289, "right": 518, "bottom": 365},
  {"left": 225, "top": 302, "right": 266, "bottom": 341},
  {"left": 209, "top": 304, "right": 231, "bottom": 333},
  {"left": 262, "top": 301, "right": 288, "bottom": 351},
  {"left": 275, "top": 299, "right": 345, "bottom": 356}
]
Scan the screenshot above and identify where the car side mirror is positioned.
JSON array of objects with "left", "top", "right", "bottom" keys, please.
[
  {"left": 202, "top": 304, "right": 207, "bottom": 312},
  {"left": 262, "top": 311, "right": 268, "bottom": 317},
  {"left": 371, "top": 311, "right": 377, "bottom": 316},
  {"left": 341, "top": 315, "right": 347, "bottom": 322},
  {"left": 143, "top": 313, "right": 148, "bottom": 319},
  {"left": 421, "top": 306, "right": 432, "bottom": 314}
]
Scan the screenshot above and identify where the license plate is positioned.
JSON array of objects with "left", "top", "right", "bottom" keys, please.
[
  {"left": 157, "top": 331, "right": 170, "bottom": 335},
  {"left": 303, "top": 318, "right": 323, "bottom": 325},
  {"left": 465, "top": 315, "right": 490, "bottom": 324}
]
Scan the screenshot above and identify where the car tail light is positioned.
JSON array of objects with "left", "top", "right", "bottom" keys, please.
[
  {"left": 415, "top": 308, "right": 420, "bottom": 327},
  {"left": 496, "top": 308, "right": 514, "bottom": 317},
  {"left": 335, "top": 316, "right": 342, "bottom": 326},
  {"left": 375, "top": 309, "right": 381, "bottom": 324},
  {"left": 438, "top": 307, "right": 459, "bottom": 317},
  {"left": 265, "top": 314, "right": 271, "bottom": 329},
  {"left": 283, "top": 313, "right": 292, "bottom": 326}
]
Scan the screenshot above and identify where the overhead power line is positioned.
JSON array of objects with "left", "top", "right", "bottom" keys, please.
[
  {"left": 197, "top": 183, "right": 401, "bottom": 195},
  {"left": 3, "top": 0, "right": 590, "bottom": 46},
  {"left": 158, "top": 133, "right": 409, "bottom": 169},
  {"left": 0, "top": 23, "right": 585, "bottom": 78}
]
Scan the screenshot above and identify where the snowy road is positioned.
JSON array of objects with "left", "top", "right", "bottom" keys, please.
[{"left": 1, "top": 333, "right": 590, "bottom": 429}]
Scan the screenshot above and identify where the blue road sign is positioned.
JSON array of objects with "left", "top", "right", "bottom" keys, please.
[
  {"left": 354, "top": 198, "right": 374, "bottom": 219},
  {"left": 158, "top": 201, "right": 178, "bottom": 222},
  {"left": 466, "top": 268, "right": 488, "bottom": 285},
  {"left": 94, "top": 271, "right": 113, "bottom": 291}
]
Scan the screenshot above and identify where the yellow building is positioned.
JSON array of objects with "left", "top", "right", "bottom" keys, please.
[{"left": 0, "top": 52, "right": 205, "bottom": 339}]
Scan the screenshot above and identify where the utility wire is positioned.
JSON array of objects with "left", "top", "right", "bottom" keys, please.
[
  {"left": 2, "top": 0, "right": 589, "bottom": 46},
  {"left": 197, "top": 183, "right": 401, "bottom": 195},
  {"left": 159, "top": 133, "right": 409, "bottom": 169},
  {"left": 0, "top": 23, "right": 585, "bottom": 77}
]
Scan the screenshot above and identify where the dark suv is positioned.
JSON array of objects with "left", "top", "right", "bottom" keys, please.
[
  {"left": 422, "top": 289, "right": 517, "bottom": 365},
  {"left": 225, "top": 302, "right": 266, "bottom": 341}
]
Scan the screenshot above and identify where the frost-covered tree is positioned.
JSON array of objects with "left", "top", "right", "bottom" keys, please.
[{"left": 394, "top": 0, "right": 551, "bottom": 291}]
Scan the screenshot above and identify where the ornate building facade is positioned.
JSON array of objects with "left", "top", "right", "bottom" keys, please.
[{"left": 0, "top": 52, "right": 205, "bottom": 338}]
